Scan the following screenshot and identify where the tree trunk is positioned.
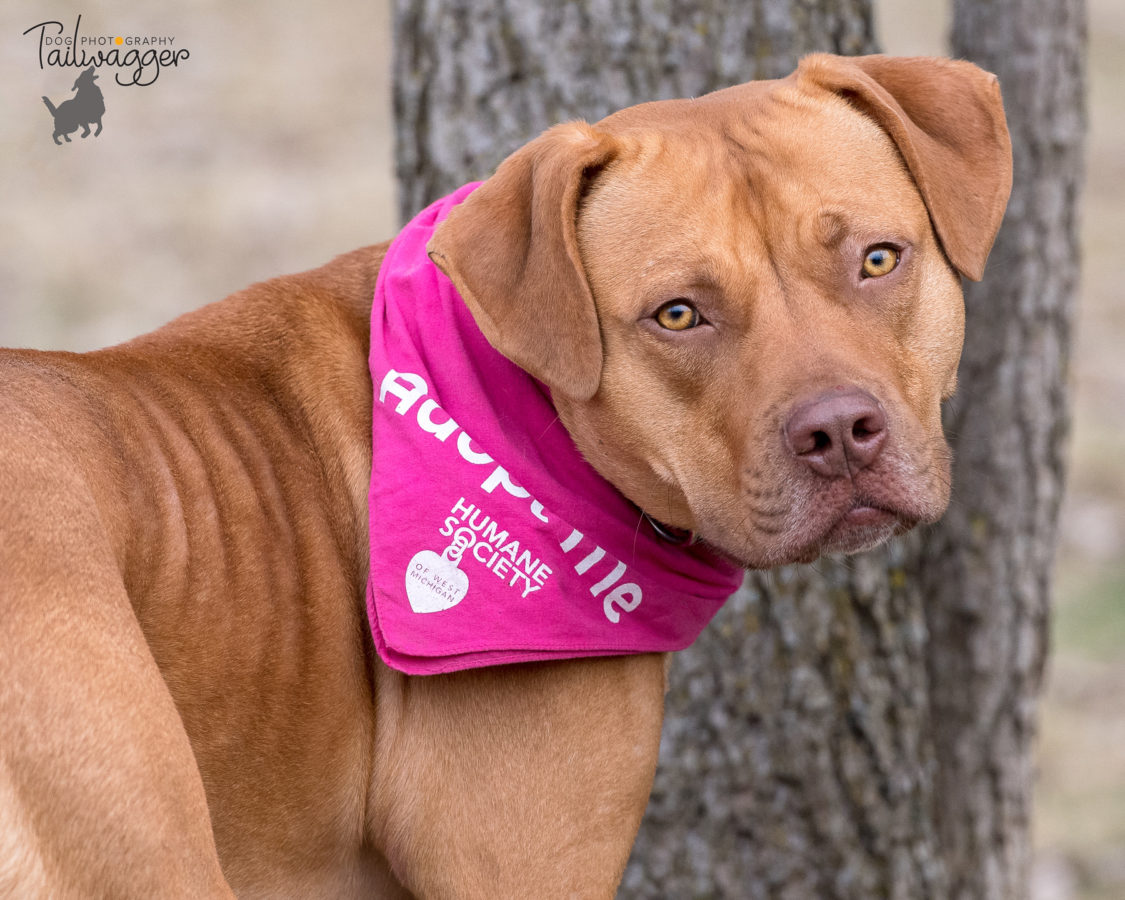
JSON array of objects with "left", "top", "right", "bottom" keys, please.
[
  {"left": 919, "top": 2, "right": 1086, "bottom": 898},
  {"left": 624, "top": 537, "right": 949, "bottom": 899},
  {"left": 393, "top": 0, "right": 874, "bottom": 223},
  {"left": 393, "top": 1, "right": 1083, "bottom": 896}
]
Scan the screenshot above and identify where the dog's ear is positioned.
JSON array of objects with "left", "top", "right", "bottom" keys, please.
[
  {"left": 427, "top": 123, "right": 618, "bottom": 401},
  {"left": 797, "top": 54, "right": 1013, "bottom": 281}
]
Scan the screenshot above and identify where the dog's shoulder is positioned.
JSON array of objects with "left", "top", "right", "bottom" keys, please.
[{"left": 302, "top": 242, "right": 389, "bottom": 306}]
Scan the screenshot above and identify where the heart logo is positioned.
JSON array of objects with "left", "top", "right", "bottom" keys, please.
[{"left": 405, "top": 549, "right": 469, "bottom": 613}]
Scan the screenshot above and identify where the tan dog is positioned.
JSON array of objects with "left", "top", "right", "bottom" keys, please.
[{"left": 0, "top": 55, "right": 1009, "bottom": 898}]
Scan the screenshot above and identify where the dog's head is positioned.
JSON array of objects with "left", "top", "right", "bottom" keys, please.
[
  {"left": 73, "top": 66, "right": 98, "bottom": 91},
  {"left": 428, "top": 54, "right": 1012, "bottom": 568}
]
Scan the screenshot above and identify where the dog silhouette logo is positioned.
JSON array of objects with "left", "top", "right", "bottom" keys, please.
[{"left": 42, "top": 66, "right": 104, "bottom": 145}]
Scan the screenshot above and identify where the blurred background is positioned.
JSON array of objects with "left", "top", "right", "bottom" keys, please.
[{"left": 1, "top": 0, "right": 1120, "bottom": 895}]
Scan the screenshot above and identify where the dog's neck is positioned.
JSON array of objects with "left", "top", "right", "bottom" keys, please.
[{"left": 256, "top": 243, "right": 386, "bottom": 569}]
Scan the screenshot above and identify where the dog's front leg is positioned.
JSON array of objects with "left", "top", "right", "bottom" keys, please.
[{"left": 368, "top": 654, "right": 666, "bottom": 899}]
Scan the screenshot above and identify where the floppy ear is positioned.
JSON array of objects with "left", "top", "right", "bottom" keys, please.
[
  {"left": 427, "top": 122, "right": 619, "bottom": 401},
  {"left": 797, "top": 54, "right": 1013, "bottom": 281}
]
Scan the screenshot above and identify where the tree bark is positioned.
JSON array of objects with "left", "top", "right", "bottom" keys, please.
[
  {"left": 393, "top": 0, "right": 874, "bottom": 223},
  {"left": 624, "top": 537, "right": 947, "bottom": 899},
  {"left": 919, "top": 3, "right": 1086, "bottom": 898},
  {"left": 393, "top": 1, "right": 1084, "bottom": 896}
]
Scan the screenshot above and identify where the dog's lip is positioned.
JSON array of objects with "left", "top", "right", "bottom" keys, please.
[
  {"left": 838, "top": 502, "right": 898, "bottom": 529},
  {"left": 802, "top": 498, "right": 913, "bottom": 559},
  {"left": 832, "top": 496, "right": 915, "bottom": 532},
  {"left": 705, "top": 491, "right": 927, "bottom": 569}
]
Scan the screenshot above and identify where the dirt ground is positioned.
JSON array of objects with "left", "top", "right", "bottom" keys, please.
[{"left": 1, "top": 0, "right": 1121, "bottom": 896}]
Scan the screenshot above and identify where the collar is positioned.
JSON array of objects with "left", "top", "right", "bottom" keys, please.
[{"left": 643, "top": 513, "right": 698, "bottom": 546}]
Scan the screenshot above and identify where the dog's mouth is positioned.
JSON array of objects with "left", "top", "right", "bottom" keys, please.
[
  {"left": 777, "top": 505, "right": 908, "bottom": 565},
  {"left": 812, "top": 498, "right": 913, "bottom": 556},
  {"left": 838, "top": 499, "right": 904, "bottom": 533},
  {"left": 727, "top": 437, "right": 949, "bottom": 567},
  {"left": 695, "top": 493, "right": 919, "bottom": 570}
]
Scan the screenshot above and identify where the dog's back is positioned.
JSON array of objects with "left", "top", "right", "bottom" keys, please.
[{"left": 0, "top": 249, "right": 413, "bottom": 897}]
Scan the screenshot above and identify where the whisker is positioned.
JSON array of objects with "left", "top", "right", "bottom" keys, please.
[{"left": 536, "top": 414, "right": 562, "bottom": 443}]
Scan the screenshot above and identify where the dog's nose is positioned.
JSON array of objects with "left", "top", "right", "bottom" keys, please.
[{"left": 784, "top": 388, "right": 887, "bottom": 478}]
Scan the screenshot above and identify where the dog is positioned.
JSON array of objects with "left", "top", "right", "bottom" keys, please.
[
  {"left": 41, "top": 66, "right": 105, "bottom": 145},
  {"left": 0, "top": 54, "right": 1010, "bottom": 897}
]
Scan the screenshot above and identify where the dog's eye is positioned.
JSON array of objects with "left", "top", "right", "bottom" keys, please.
[
  {"left": 655, "top": 300, "right": 701, "bottom": 331},
  {"left": 862, "top": 245, "right": 900, "bottom": 278}
]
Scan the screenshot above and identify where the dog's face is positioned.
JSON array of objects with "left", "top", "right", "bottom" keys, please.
[
  {"left": 429, "top": 55, "right": 1012, "bottom": 569},
  {"left": 563, "top": 94, "right": 965, "bottom": 565}
]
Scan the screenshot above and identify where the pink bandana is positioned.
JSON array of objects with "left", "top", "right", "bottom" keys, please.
[{"left": 366, "top": 184, "right": 743, "bottom": 674}]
